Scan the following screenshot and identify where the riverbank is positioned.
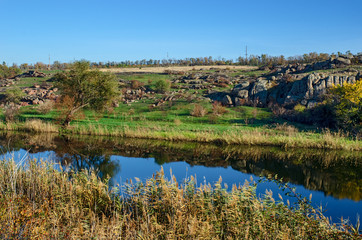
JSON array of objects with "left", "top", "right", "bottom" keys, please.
[
  {"left": 1, "top": 66, "right": 361, "bottom": 151},
  {"left": 0, "top": 158, "right": 359, "bottom": 239},
  {"left": 0, "top": 119, "right": 361, "bottom": 151}
]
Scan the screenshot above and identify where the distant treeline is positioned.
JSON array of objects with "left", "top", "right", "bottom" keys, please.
[{"left": 1, "top": 51, "right": 359, "bottom": 73}]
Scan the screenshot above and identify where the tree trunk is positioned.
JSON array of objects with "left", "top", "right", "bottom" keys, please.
[
  {"left": 62, "top": 114, "right": 72, "bottom": 128},
  {"left": 61, "top": 104, "right": 88, "bottom": 128}
]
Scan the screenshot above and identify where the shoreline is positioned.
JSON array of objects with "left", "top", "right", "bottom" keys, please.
[{"left": 0, "top": 119, "right": 360, "bottom": 151}]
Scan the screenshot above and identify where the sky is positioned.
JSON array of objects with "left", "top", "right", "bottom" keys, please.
[{"left": 0, "top": 0, "right": 361, "bottom": 64}]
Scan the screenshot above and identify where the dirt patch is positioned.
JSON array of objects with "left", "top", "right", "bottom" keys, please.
[{"left": 99, "top": 65, "right": 257, "bottom": 74}]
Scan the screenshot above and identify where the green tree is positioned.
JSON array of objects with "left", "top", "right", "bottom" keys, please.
[{"left": 55, "top": 61, "right": 119, "bottom": 127}]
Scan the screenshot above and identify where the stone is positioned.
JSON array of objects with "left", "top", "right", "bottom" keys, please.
[
  {"left": 249, "top": 80, "right": 269, "bottom": 105},
  {"left": 234, "top": 81, "right": 250, "bottom": 89},
  {"left": 235, "top": 90, "right": 249, "bottom": 99},
  {"left": 326, "top": 76, "right": 334, "bottom": 88},
  {"left": 20, "top": 102, "right": 29, "bottom": 106},
  {"left": 231, "top": 81, "right": 250, "bottom": 98},
  {"left": 222, "top": 95, "right": 233, "bottom": 105},
  {"left": 234, "top": 97, "right": 242, "bottom": 106},
  {"left": 335, "top": 57, "right": 351, "bottom": 65},
  {"left": 307, "top": 101, "right": 318, "bottom": 109},
  {"left": 32, "top": 98, "right": 40, "bottom": 105},
  {"left": 301, "top": 99, "right": 307, "bottom": 106}
]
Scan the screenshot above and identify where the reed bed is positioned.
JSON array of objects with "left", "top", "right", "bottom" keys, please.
[
  {"left": 0, "top": 120, "right": 360, "bottom": 151},
  {"left": 0, "top": 158, "right": 360, "bottom": 239},
  {"left": 0, "top": 119, "right": 59, "bottom": 133},
  {"left": 71, "top": 124, "right": 361, "bottom": 151}
]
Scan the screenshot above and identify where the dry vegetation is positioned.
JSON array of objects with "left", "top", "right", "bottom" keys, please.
[
  {"left": 0, "top": 158, "right": 359, "bottom": 239},
  {"left": 0, "top": 120, "right": 360, "bottom": 151},
  {"left": 99, "top": 65, "right": 257, "bottom": 73}
]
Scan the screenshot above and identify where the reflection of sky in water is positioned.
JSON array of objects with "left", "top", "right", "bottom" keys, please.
[
  {"left": 1, "top": 149, "right": 361, "bottom": 226},
  {"left": 110, "top": 155, "right": 361, "bottom": 226}
]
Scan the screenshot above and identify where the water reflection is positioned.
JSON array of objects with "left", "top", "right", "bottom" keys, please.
[{"left": 0, "top": 132, "right": 361, "bottom": 201}]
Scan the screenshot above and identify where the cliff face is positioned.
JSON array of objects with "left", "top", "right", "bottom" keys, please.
[{"left": 225, "top": 55, "right": 361, "bottom": 108}]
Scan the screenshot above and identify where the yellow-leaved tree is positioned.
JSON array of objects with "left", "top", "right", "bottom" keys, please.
[{"left": 330, "top": 80, "right": 362, "bottom": 134}]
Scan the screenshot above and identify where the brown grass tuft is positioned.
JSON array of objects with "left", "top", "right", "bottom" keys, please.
[{"left": 190, "top": 104, "right": 207, "bottom": 117}]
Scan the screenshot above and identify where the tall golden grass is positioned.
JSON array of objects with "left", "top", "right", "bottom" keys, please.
[
  {"left": 0, "top": 120, "right": 360, "bottom": 151},
  {"left": 0, "top": 119, "right": 59, "bottom": 133},
  {"left": 0, "top": 158, "right": 359, "bottom": 239}
]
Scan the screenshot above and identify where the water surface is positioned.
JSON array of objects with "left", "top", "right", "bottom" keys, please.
[{"left": 1, "top": 132, "right": 361, "bottom": 226}]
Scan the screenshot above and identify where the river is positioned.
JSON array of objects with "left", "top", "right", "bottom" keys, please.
[{"left": 1, "top": 132, "right": 361, "bottom": 226}]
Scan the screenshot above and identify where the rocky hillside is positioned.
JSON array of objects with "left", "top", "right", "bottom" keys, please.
[{"left": 209, "top": 54, "right": 362, "bottom": 109}]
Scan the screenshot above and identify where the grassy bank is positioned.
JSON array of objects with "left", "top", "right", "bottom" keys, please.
[
  {"left": 2, "top": 68, "right": 361, "bottom": 151},
  {"left": 0, "top": 119, "right": 361, "bottom": 151},
  {"left": 0, "top": 158, "right": 359, "bottom": 239}
]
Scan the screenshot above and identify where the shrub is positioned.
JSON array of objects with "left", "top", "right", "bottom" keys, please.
[
  {"left": 4, "top": 87, "right": 24, "bottom": 104},
  {"left": 212, "top": 101, "right": 228, "bottom": 116},
  {"left": 294, "top": 104, "right": 306, "bottom": 113},
  {"left": 130, "top": 80, "right": 144, "bottom": 89},
  {"left": 268, "top": 102, "right": 286, "bottom": 117},
  {"left": 190, "top": 104, "right": 207, "bottom": 117},
  {"left": 3, "top": 103, "right": 20, "bottom": 122},
  {"left": 37, "top": 100, "right": 54, "bottom": 114},
  {"left": 154, "top": 79, "right": 171, "bottom": 93},
  {"left": 0, "top": 64, "right": 21, "bottom": 79},
  {"left": 299, "top": 102, "right": 337, "bottom": 128}
]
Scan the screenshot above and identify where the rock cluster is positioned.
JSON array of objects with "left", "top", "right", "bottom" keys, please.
[
  {"left": 173, "top": 72, "right": 236, "bottom": 90},
  {"left": 20, "top": 85, "right": 58, "bottom": 106},
  {"left": 0, "top": 78, "right": 19, "bottom": 87},
  {"left": 121, "top": 86, "right": 155, "bottom": 104},
  {"left": 18, "top": 70, "right": 47, "bottom": 78}
]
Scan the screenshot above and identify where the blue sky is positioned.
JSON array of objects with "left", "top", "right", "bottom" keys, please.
[{"left": 1, "top": 0, "right": 361, "bottom": 64}]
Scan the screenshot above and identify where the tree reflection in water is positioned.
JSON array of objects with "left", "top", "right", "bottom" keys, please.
[
  {"left": 0, "top": 132, "right": 361, "bottom": 201},
  {"left": 56, "top": 146, "right": 120, "bottom": 182}
]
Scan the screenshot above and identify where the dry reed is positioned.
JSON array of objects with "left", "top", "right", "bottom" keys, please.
[
  {"left": 0, "top": 120, "right": 360, "bottom": 151},
  {"left": 0, "top": 158, "right": 358, "bottom": 239}
]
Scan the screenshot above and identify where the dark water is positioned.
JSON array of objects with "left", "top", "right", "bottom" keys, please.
[{"left": 1, "top": 132, "right": 361, "bottom": 226}]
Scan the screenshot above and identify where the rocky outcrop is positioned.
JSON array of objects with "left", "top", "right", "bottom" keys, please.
[
  {"left": 18, "top": 70, "right": 47, "bottom": 78},
  {"left": 268, "top": 54, "right": 358, "bottom": 76},
  {"left": 222, "top": 72, "right": 360, "bottom": 108}
]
